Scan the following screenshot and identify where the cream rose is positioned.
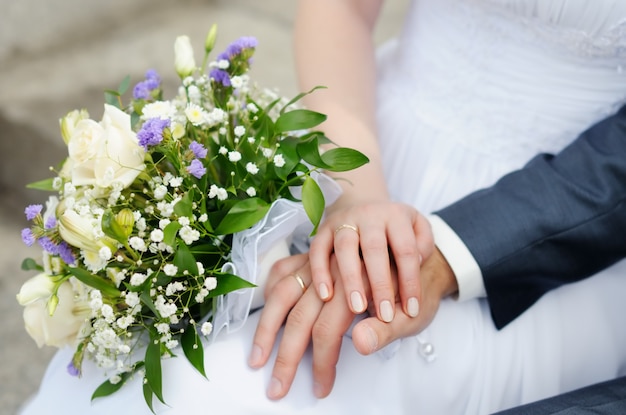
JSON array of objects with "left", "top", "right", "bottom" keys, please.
[
  {"left": 16, "top": 273, "right": 56, "bottom": 306},
  {"left": 20, "top": 279, "right": 90, "bottom": 348},
  {"left": 67, "top": 104, "right": 145, "bottom": 190}
]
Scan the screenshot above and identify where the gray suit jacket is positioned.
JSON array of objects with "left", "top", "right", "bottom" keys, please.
[{"left": 435, "top": 105, "right": 626, "bottom": 329}]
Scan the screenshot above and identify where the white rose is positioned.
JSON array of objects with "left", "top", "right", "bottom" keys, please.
[
  {"left": 67, "top": 104, "right": 145, "bottom": 190},
  {"left": 16, "top": 273, "right": 56, "bottom": 306},
  {"left": 60, "top": 109, "right": 90, "bottom": 145},
  {"left": 22, "top": 280, "right": 90, "bottom": 348},
  {"left": 174, "top": 35, "right": 196, "bottom": 79}
]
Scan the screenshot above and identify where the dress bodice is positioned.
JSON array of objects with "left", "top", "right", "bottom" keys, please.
[{"left": 378, "top": 0, "right": 626, "bottom": 168}]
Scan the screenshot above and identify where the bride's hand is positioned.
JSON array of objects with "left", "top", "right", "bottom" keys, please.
[
  {"left": 248, "top": 249, "right": 457, "bottom": 400},
  {"left": 309, "top": 201, "right": 434, "bottom": 322}
]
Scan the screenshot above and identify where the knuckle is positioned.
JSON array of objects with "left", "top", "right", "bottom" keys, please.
[{"left": 285, "top": 305, "right": 309, "bottom": 327}]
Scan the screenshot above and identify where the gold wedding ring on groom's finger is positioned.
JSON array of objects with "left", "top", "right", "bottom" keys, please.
[
  {"left": 292, "top": 273, "right": 307, "bottom": 294},
  {"left": 334, "top": 224, "right": 359, "bottom": 236}
]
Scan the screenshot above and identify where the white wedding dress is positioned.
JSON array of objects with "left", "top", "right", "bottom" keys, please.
[{"left": 20, "top": 0, "right": 626, "bottom": 414}]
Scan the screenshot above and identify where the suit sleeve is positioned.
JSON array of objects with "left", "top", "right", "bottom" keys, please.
[{"left": 435, "top": 105, "right": 626, "bottom": 329}]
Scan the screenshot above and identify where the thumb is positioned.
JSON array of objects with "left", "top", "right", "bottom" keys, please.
[{"left": 351, "top": 303, "right": 429, "bottom": 356}]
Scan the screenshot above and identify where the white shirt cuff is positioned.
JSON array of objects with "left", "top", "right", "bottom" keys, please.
[{"left": 427, "top": 214, "right": 486, "bottom": 301}]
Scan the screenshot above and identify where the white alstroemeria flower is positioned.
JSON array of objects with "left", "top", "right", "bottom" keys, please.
[{"left": 58, "top": 209, "right": 116, "bottom": 254}]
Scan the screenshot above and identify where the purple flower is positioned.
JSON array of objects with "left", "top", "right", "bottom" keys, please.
[
  {"left": 187, "top": 159, "right": 207, "bottom": 179},
  {"left": 209, "top": 68, "right": 231, "bottom": 87},
  {"left": 137, "top": 118, "right": 170, "bottom": 149},
  {"left": 132, "top": 82, "right": 151, "bottom": 100},
  {"left": 21, "top": 228, "right": 35, "bottom": 246},
  {"left": 57, "top": 242, "right": 76, "bottom": 265},
  {"left": 44, "top": 215, "right": 57, "bottom": 229},
  {"left": 24, "top": 204, "right": 43, "bottom": 221},
  {"left": 189, "top": 141, "right": 207, "bottom": 159},
  {"left": 217, "top": 36, "right": 258, "bottom": 61},
  {"left": 132, "top": 69, "right": 161, "bottom": 100},
  {"left": 144, "top": 69, "right": 161, "bottom": 90},
  {"left": 67, "top": 361, "right": 80, "bottom": 377},
  {"left": 38, "top": 236, "right": 58, "bottom": 255}
]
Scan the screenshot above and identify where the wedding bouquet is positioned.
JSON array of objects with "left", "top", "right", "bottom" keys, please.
[{"left": 16, "top": 25, "right": 367, "bottom": 411}]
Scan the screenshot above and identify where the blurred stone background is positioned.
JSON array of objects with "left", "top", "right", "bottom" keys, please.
[{"left": 0, "top": 1, "right": 407, "bottom": 413}]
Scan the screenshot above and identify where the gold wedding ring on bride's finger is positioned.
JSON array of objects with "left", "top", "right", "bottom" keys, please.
[
  {"left": 292, "top": 273, "right": 307, "bottom": 294},
  {"left": 334, "top": 224, "right": 359, "bottom": 236}
]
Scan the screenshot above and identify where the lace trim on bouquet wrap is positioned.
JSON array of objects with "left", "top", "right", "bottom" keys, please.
[{"left": 208, "top": 172, "right": 342, "bottom": 341}]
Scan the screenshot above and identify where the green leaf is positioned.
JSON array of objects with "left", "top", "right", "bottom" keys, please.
[
  {"left": 321, "top": 148, "right": 370, "bottom": 172},
  {"left": 207, "top": 272, "right": 256, "bottom": 297},
  {"left": 214, "top": 198, "right": 270, "bottom": 234},
  {"left": 140, "top": 291, "right": 159, "bottom": 316},
  {"left": 101, "top": 210, "right": 128, "bottom": 245},
  {"left": 280, "top": 85, "right": 327, "bottom": 113},
  {"left": 274, "top": 109, "right": 326, "bottom": 133},
  {"left": 181, "top": 324, "right": 207, "bottom": 378},
  {"left": 21, "top": 258, "right": 42, "bottom": 271},
  {"left": 144, "top": 338, "right": 165, "bottom": 404},
  {"left": 163, "top": 221, "right": 182, "bottom": 248},
  {"left": 67, "top": 267, "right": 121, "bottom": 298},
  {"left": 142, "top": 378, "right": 156, "bottom": 414},
  {"left": 173, "top": 243, "right": 199, "bottom": 276},
  {"left": 273, "top": 137, "right": 300, "bottom": 180},
  {"left": 91, "top": 364, "right": 140, "bottom": 401},
  {"left": 302, "top": 176, "right": 325, "bottom": 235},
  {"left": 297, "top": 136, "right": 332, "bottom": 170},
  {"left": 174, "top": 192, "right": 194, "bottom": 218},
  {"left": 117, "top": 75, "right": 131, "bottom": 95},
  {"left": 104, "top": 90, "right": 121, "bottom": 108},
  {"left": 26, "top": 177, "right": 56, "bottom": 191}
]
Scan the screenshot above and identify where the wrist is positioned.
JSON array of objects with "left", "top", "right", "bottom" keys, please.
[{"left": 429, "top": 248, "right": 459, "bottom": 299}]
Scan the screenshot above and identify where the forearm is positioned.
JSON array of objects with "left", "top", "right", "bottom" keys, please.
[{"left": 294, "top": 0, "right": 389, "bottom": 207}]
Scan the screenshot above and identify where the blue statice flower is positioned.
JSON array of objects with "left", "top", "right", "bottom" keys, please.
[
  {"left": 189, "top": 141, "right": 208, "bottom": 159},
  {"left": 144, "top": 69, "right": 161, "bottom": 90},
  {"left": 216, "top": 36, "right": 258, "bottom": 61},
  {"left": 133, "top": 69, "right": 161, "bottom": 100},
  {"left": 57, "top": 242, "right": 76, "bottom": 265},
  {"left": 45, "top": 216, "right": 57, "bottom": 229},
  {"left": 67, "top": 361, "right": 80, "bottom": 377},
  {"left": 137, "top": 118, "right": 170, "bottom": 149},
  {"left": 187, "top": 159, "right": 206, "bottom": 179},
  {"left": 38, "top": 236, "right": 58, "bottom": 255},
  {"left": 24, "top": 204, "right": 42, "bottom": 221},
  {"left": 209, "top": 68, "right": 231, "bottom": 87},
  {"left": 21, "top": 228, "right": 35, "bottom": 246}
]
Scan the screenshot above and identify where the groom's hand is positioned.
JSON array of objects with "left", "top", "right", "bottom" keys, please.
[
  {"left": 251, "top": 248, "right": 458, "bottom": 399},
  {"left": 351, "top": 249, "right": 458, "bottom": 356}
]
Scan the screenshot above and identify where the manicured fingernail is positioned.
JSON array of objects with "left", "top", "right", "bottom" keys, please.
[
  {"left": 380, "top": 300, "right": 394, "bottom": 322},
  {"left": 313, "top": 381, "right": 324, "bottom": 398},
  {"left": 248, "top": 344, "right": 262, "bottom": 367},
  {"left": 365, "top": 325, "right": 379, "bottom": 353},
  {"left": 408, "top": 297, "right": 420, "bottom": 317},
  {"left": 350, "top": 291, "right": 365, "bottom": 313},
  {"left": 267, "top": 377, "right": 283, "bottom": 400},
  {"left": 319, "top": 283, "right": 329, "bottom": 300}
]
